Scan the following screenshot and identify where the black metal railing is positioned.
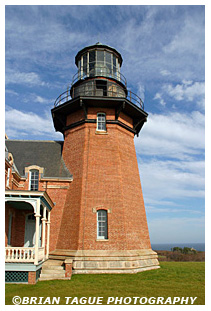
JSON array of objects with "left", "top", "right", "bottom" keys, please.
[
  {"left": 72, "top": 66, "right": 127, "bottom": 88},
  {"left": 54, "top": 87, "right": 71, "bottom": 107},
  {"left": 54, "top": 84, "right": 144, "bottom": 110}
]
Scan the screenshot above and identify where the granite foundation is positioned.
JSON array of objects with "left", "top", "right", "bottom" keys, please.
[{"left": 50, "top": 249, "right": 160, "bottom": 274}]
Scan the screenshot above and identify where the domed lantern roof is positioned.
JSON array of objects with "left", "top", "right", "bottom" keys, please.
[{"left": 75, "top": 42, "right": 123, "bottom": 67}]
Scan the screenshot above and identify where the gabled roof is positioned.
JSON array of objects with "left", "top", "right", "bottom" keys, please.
[{"left": 5, "top": 140, "right": 72, "bottom": 179}]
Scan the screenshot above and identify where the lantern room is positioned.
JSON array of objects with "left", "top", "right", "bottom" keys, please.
[
  {"left": 70, "top": 42, "right": 127, "bottom": 99},
  {"left": 75, "top": 42, "right": 122, "bottom": 81}
]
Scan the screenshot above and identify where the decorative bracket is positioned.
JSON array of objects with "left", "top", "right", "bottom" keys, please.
[
  {"left": 80, "top": 99, "right": 87, "bottom": 119},
  {"left": 115, "top": 102, "right": 125, "bottom": 120},
  {"left": 134, "top": 117, "right": 147, "bottom": 136},
  {"left": 55, "top": 113, "right": 66, "bottom": 129}
]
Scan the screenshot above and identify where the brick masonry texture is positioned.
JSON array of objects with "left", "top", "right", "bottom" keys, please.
[
  {"left": 55, "top": 107, "right": 151, "bottom": 251},
  {"left": 28, "top": 271, "right": 36, "bottom": 284}
]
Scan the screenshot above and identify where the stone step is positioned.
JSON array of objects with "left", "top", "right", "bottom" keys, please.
[
  {"left": 49, "top": 255, "right": 67, "bottom": 261},
  {"left": 42, "top": 260, "right": 64, "bottom": 266},
  {"left": 39, "top": 259, "right": 67, "bottom": 281},
  {"left": 40, "top": 269, "right": 65, "bottom": 276},
  {"left": 41, "top": 268, "right": 65, "bottom": 274},
  {"left": 42, "top": 265, "right": 64, "bottom": 271}
]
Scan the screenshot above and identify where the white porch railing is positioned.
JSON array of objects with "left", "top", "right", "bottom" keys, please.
[
  {"left": 5, "top": 247, "right": 45, "bottom": 264},
  {"left": 38, "top": 247, "right": 45, "bottom": 261}
]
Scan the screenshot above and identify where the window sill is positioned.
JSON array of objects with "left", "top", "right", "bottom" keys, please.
[
  {"left": 95, "top": 130, "right": 108, "bottom": 135},
  {"left": 96, "top": 239, "right": 109, "bottom": 241}
]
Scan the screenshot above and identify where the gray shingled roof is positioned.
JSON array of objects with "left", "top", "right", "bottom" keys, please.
[{"left": 5, "top": 140, "right": 72, "bottom": 179}]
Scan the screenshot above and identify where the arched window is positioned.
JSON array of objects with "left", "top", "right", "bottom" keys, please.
[
  {"left": 97, "top": 113, "right": 106, "bottom": 132},
  {"left": 97, "top": 209, "right": 108, "bottom": 239},
  {"left": 29, "top": 169, "right": 39, "bottom": 191}
]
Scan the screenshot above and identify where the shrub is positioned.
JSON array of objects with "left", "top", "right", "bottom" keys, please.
[
  {"left": 156, "top": 250, "right": 205, "bottom": 262},
  {"left": 171, "top": 247, "right": 183, "bottom": 253}
]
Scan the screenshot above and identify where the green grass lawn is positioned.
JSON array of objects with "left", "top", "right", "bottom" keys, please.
[{"left": 5, "top": 262, "right": 205, "bottom": 305}]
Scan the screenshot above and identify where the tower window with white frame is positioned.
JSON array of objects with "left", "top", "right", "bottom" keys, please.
[
  {"left": 29, "top": 169, "right": 39, "bottom": 191},
  {"left": 97, "top": 113, "right": 106, "bottom": 131},
  {"left": 97, "top": 209, "right": 108, "bottom": 239}
]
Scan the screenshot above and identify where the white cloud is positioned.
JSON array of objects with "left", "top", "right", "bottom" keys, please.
[
  {"left": 22, "top": 94, "right": 54, "bottom": 105},
  {"left": 160, "top": 69, "right": 171, "bottom": 77},
  {"left": 113, "top": 7, "right": 204, "bottom": 84},
  {"left": 146, "top": 206, "right": 202, "bottom": 215},
  {"left": 5, "top": 89, "right": 19, "bottom": 96},
  {"left": 5, "top": 11, "right": 90, "bottom": 71},
  {"left": 153, "top": 80, "right": 205, "bottom": 110},
  {"left": 139, "top": 158, "right": 205, "bottom": 202},
  {"left": 163, "top": 16, "right": 204, "bottom": 57},
  {"left": 33, "top": 95, "right": 50, "bottom": 104},
  {"left": 164, "top": 81, "right": 205, "bottom": 102},
  {"left": 6, "top": 69, "right": 47, "bottom": 87},
  {"left": 153, "top": 92, "right": 166, "bottom": 106},
  {"left": 135, "top": 111, "right": 205, "bottom": 159},
  {"left": 137, "top": 84, "right": 145, "bottom": 103},
  {"left": 135, "top": 110, "right": 205, "bottom": 209},
  {"left": 5, "top": 106, "right": 62, "bottom": 140}
]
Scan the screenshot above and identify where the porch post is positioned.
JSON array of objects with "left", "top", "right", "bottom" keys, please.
[
  {"left": 34, "top": 198, "right": 41, "bottom": 265},
  {"left": 41, "top": 206, "right": 47, "bottom": 257},
  {"left": 46, "top": 211, "right": 51, "bottom": 259}
]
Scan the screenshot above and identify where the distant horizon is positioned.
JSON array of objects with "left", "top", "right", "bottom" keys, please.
[
  {"left": 151, "top": 242, "right": 205, "bottom": 252},
  {"left": 151, "top": 242, "right": 205, "bottom": 244}
]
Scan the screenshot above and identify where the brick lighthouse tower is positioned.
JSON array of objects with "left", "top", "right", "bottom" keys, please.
[{"left": 51, "top": 43, "right": 159, "bottom": 273}]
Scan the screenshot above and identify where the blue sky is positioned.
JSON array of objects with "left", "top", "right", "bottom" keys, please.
[{"left": 5, "top": 5, "right": 205, "bottom": 244}]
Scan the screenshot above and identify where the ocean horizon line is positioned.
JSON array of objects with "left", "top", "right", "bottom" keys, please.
[{"left": 151, "top": 242, "right": 205, "bottom": 252}]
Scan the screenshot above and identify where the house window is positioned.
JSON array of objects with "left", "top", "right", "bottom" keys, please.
[
  {"left": 97, "top": 113, "right": 106, "bottom": 131},
  {"left": 29, "top": 170, "right": 39, "bottom": 191},
  {"left": 97, "top": 209, "right": 108, "bottom": 239}
]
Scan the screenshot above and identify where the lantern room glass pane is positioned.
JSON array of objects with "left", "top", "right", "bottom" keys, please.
[
  {"left": 96, "top": 50, "right": 104, "bottom": 76},
  {"left": 105, "top": 51, "right": 112, "bottom": 74},
  {"left": 113, "top": 55, "right": 116, "bottom": 68},
  {"left": 89, "top": 50, "right": 95, "bottom": 76},
  {"left": 113, "top": 55, "right": 117, "bottom": 78},
  {"left": 83, "top": 53, "right": 87, "bottom": 76},
  {"left": 78, "top": 59, "right": 81, "bottom": 79},
  {"left": 78, "top": 59, "right": 81, "bottom": 69},
  {"left": 105, "top": 51, "right": 111, "bottom": 65},
  {"left": 97, "top": 50, "right": 104, "bottom": 63}
]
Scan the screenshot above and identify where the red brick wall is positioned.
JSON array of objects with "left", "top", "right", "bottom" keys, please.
[
  {"left": 66, "top": 109, "right": 85, "bottom": 126},
  {"left": 118, "top": 111, "right": 133, "bottom": 128},
  {"left": 56, "top": 125, "right": 86, "bottom": 250},
  {"left": 28, "top": 271, "right": 36, "bottom": 284},
  {"left": 46, "top": 185, "right": 69, "bottom": 253},
  {"left": 56, "top": 107, "right": 151, "bottom": 251},
  {"left": 88, "top": 106, "right": 115, "bottom": 121}
]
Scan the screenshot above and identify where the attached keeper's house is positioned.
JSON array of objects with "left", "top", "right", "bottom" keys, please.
[{"left": 5, "top": 43, "right": 159, "bottom": 284}]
